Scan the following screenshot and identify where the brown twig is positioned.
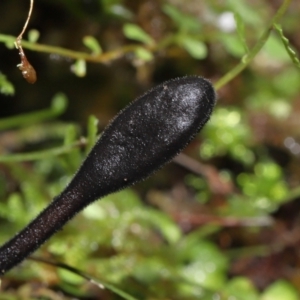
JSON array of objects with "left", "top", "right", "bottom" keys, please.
[
  {"left": 172, "top": 211, "right": 273, "bottom": 228},
  {"left": 15, "top": 0, "right": 37, "bottom": 84},
  {"left": 173, "top": 153, "right": 235, "bottom": 195}
]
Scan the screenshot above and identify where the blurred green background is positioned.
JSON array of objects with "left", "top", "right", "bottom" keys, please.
[{"left": 1, "top": 0, "right": 300, "bottom": 299}]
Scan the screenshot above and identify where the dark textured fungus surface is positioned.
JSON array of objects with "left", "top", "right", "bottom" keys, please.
[{"left": 0, "top": 76, "right": 216, "bottom": 275}]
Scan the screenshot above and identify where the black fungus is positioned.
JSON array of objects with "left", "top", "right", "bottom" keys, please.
[{"left": 0, "top": 76, "right": 216, "bottom": 274}]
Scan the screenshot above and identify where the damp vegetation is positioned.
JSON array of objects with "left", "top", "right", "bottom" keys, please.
[{"left": 0, "top": 1, "right": 300, "bottom": 299}]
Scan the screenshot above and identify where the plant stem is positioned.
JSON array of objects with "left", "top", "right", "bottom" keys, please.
[
  {"left": 29, "top": 257, "right": 139, "bottom": 300},
  {"left": 0, "top": 95, "right": 67, "bottom": 130},
  {"left": 214, "top": 0, "right": 292, "bottom": 91},
  {"left": 0, "top": 142, "right": 81, "bottom": 163},
  {"left": 0, "top": 34, "right": 141, "bottom": 63},
  {"left": 0, "top": 108, "right": 62, "bottom": 131},
  {"left": 16, "top": 0, "right": 34, "bottom": 42}
]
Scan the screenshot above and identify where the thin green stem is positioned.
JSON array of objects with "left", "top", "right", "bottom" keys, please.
[
  {"left": 0, "top": 34, "right": 142, "bottom": 63},
  {"left": 0, "top": 96, "right": 67, "bottom": 130},
  {"left": 214, "top": 0, "right": 292, "bottom": 91},
  {"left": 0, "top": 141, "right": 81, "bottom": 163},
  {"left": 29, "top": 257, "right": 139, "bottom": 300},
  {"left": 0, "top": 108, "right": 61, "bottom": 131},
  {"left": 0, "top": 0, "right": 291, "bottom": 78}
]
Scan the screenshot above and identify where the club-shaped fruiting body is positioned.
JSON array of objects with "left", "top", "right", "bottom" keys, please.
[{"left": 0, "top": 76, "right": 216, "bottom": 274}]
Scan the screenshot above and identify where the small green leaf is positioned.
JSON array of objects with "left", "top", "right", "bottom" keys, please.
[
  {"left": 6, "top": 193, "right": 24, "bottom": 222},
  {"left": 234, "top": 13, "right": 249, "bottom": 53},
  {"left": 0, "top": 73, "right": 15, "bottom": 95},
  {"left": 123, "top": 23, "right": 154, "bottom": 45},
  {"left": 71, "top": 59, "right": 87, "bottom": 77},
  {"left": 220, "top": 34, "right": 246, "bottom": 58},
  {"left": 163, "top": 4, "right": 201, "bottom": 32},
  {"left": 86, "top": 115, "right": 99, "bottom": 154},
  {"left": 222, "top": 277, "right": 259, "bottom": 300},
  {"left": 138, "top": 209, "right": 182, "bottom": 244},
  {"left": 64, "top": 125, "right": 78, "bottom": 146},
  {"left": 261, "top": 280, "right": 299, "bottom": 300},
  {"left": 62, "top": 124, "right": 82, "bottom": 173},
  {"left": 83, "top": 35, "right": 102, "bottom": 55},
  {"left": 274, "top": 23, "right": 300, "bottom": 69},
  {"left": 134, "top": 47, "right": 154, "bottom": 62},
  {"left": 4, "top": 38, "right": 15, "bottom": 49},
  {"left": 28, "top": 29, "right": 40, "bottom": 43},
  {"left": 58, "top": 267, "right": 85, "bottom": 285},
  {"left": 180, "top": 37, "right": 207, "bottom": 59},
  {"left": 108, "top": 4, "right": 134, "bottom": 20},
  {"left": 180, "top": 241, "right": 228, "bottom": 290},
  {"left": 51, "top": 93, "right": 68, "bottom": 114},
  {"left": 227, "top": 0, "right": 262, "bottom": 25}
]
